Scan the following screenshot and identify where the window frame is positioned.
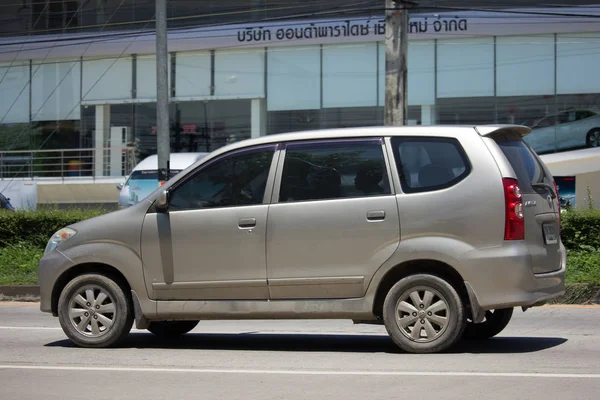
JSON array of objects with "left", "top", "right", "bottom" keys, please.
[
  {"left": 390, "top": 136, "right": 472, "bottom": 194},
  {"left": 270, "top": 137, "right": 396, "bottom": 204},
  {"left": 165, "top": 144, "right": 279, "bottom": 212}
]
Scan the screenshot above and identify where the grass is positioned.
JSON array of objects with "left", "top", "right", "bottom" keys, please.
[
  {"left": 565, "top": 250, "right": 600, "bottom": 285},
  {"left": 0, "top": 243, "right": 43, "bottom": 285},
  {"left": 0, "top": 245, "right": 599, "bottom": 289}
]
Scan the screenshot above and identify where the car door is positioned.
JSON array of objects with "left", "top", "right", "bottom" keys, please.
[
  {"left": 265, "top": 138, "right": 400, "bottom": 299},
  {"left": 141, "top": 145, "right": 278, "bottom": 300}
]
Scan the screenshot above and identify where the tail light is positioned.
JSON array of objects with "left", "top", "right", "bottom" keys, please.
[{"left": 503, "top": 178, "right": 524, "bottom": 240}]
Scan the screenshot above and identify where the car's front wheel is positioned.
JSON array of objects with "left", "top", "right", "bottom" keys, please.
[
  {"left": 57, "top": 273, "right": 133, "bottom": 348},
  {"left": 463, "top": 308, "right": 514, "bottom": 340},
  {"left": 147, "top": 321, "right": 199, "bottom": 337},
  {"left": 383, "top": 274, "right": 467, "bottom": 354}
]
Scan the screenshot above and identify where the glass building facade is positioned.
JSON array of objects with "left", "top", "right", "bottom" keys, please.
[{"left": 1, "top": 3, "right": 600, "bottom": 177}]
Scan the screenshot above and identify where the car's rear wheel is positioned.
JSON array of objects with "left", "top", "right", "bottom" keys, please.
[
  {"left": 463, "top": 308, "right": 513, "bottom": 340},
  {"left": 147, "top": 320, "right": 199, "bottom": 337},
  {"left": 587, "top": 129, "right": 600, "bottom": 148},
  {"left": 57, "top": 273, "right": 133, "bottom": 348},
  {"left": 382, "top": 274, "right": 466, "bottom": 354}
]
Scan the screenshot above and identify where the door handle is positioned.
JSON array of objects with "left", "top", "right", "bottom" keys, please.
[
  {"left": 367, "top": 211, "right": 386, "bottom": 221},
  {"left": 238, "top": 218, "right": 256, "bottom": 229}
]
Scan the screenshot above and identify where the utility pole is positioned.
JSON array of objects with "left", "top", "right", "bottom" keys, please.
[
  {"left": 384, "top": 0, "right": 409, "bottom": 126},
  {"left": 156, "top": 0, "right": 170, "bottom": 183}
]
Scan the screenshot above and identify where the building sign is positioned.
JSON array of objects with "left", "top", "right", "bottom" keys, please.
[{"left": 236, "top": 17, "right": 469, "bottom": 43}]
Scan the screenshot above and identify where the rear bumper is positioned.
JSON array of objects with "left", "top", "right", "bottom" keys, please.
[{"left": 458, "top": 241, "right": 566, "bottom": 312}]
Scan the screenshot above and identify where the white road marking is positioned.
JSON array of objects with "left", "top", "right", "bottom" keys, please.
[
  {"left": 0, "top": 326, "right": 60, "bottom": 330},
  {"left": 0, "top": 365, "right": 599, "bottom": 378}
]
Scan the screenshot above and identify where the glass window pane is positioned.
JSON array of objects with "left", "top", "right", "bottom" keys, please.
[
  {"left": 496, "top": 35, "right": 554, "bottom": 97},
  {"left": 136, "top": 54, "right": 172, "bottom": 100},
  {"left": 0, "top": 62, "right": 30, "bottom": 124},
  {"left": 175, "top": 51, "right": 211, "bottom": 98},
  {"left": 82, "top": 57, "right": 132, "bottom": 101},
  {"left": 437, "top": 37, "right": 494, "bottom": 98},
  {"left": 31, "top": 60, "right": 81, "bottom": 121},
  {"left": 267, "top": 46, "right": 320, "bottom": 111},
  {"left": 279, "top": 140, "right": 391, "bottom": 202},
  {"left": 169, "top": 148, "right": 274, "bottom": 211},
  {"left": 322, "top": 43, "right": 377, "bottom": 108},
  {"left": 557, "top": 33, "right": 600, "bottom": 94},
  {"left": 214, "top": 48, "right": 264, "bottom": 98},
  {"left": 391, "top": 137, "right": 470, "bottom": 193}
]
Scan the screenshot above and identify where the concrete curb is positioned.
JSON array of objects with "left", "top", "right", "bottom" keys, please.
[
  {"left": 0, "top": 285, "right": 40, "bottom": 302},
  {"left": 1, "top": 284, "right": 599, "bottom": 304}
]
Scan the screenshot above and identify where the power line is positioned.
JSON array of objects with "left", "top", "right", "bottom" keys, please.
[
  {"left": 0, "top": 1, "right": 379, "bottom": 52},
  {"left": 0, "top": 0, "right": 370, "bottom": 37}
]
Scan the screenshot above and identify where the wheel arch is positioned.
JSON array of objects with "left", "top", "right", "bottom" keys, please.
[
  {"left": 372, "top": 259, "right": 471, "bottom": 320},
  {"left": 51, "top": 263, "right": 131, "bottom": 316}
]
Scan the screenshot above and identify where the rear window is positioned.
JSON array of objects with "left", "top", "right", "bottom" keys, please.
[
  {"left": 491, "top": 132, "right": 547, "bottom": 192},
  {"left": 391, "top": 137, "right": 471, "bottom": 193}
]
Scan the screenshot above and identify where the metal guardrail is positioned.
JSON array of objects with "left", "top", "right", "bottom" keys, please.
[{"left": 0, "top": 147, "right": 137, "bottom": 179}]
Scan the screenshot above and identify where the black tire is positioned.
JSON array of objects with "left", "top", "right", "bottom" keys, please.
[
  {"left": 587, "top": 129, "right": 600, "bottom": 148},
  {"left": 57, "top": 273, "right": 133, "bottom": 348},
  {"left": 147, "top": 320, "right": 199, "bottom": 337},
  {"left": 383, "top": 274, "right": 466, "bottom": 354},
  {"left": 463, "top": 308, "right": 513, "bottom": 340}
]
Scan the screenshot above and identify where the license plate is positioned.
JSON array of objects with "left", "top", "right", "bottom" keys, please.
[{"left": 543, "top": 224, "right": 558, "bottom": 245}]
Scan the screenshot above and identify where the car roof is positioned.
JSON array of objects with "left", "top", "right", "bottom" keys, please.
[
  {"left": 133, "top": 152, "right": 210, "bottom": 171},
  {"left": 199, "top": 124, "right": 530, "bottom": 162}
]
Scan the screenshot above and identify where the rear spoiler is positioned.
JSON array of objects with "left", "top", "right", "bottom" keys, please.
[{"left": 475, "top": 125, "right": 532, "bottom": 138}]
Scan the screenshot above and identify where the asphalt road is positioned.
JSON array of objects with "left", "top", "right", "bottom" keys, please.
[{"left": 1, "top": 302, "right": 599, "bottom": 400}]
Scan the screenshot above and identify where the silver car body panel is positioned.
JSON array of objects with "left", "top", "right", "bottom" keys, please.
[{"left": 38, "top": 125, "right": 565, "bottom": 322}]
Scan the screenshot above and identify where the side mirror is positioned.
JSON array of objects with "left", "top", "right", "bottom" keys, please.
[
  {"left": 116, "top": 183, "right": 124, "bottom": 191},
  {"left": 156, "top": 190, "right": 169, "bottom": 212}
]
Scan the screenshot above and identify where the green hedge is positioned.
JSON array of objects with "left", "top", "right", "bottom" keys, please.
[
  {"left": 0, "top": 208, "right": 107, "bottom": 248},
  {"left": 0, "top": 208, "right": 598, "bottom": 287},
  {"left": 560, "top": 209, "right": 600, "bottom": 251}
]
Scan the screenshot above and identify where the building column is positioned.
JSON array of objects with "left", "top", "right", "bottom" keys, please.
[
  {"left": 94, "top": 104, "right": 110, "bottom": 177},
  {"left": 251, "top": 98, "right": 267, "bottom": 138},
  {"left": 421, "top": 104, "right": 437, "bottom": 126}
]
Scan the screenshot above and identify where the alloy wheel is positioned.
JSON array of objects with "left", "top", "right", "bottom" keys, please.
[
  {"left": 395, "top": 287, "right": 450, "bottom": 343},
  {"left": 68, "top": 285, "right": 116, "bottom": 337}
]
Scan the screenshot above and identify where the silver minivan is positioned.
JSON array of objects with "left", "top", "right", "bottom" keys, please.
[{"left": 38, "top": 125, "right": 566, "bottom": 353}]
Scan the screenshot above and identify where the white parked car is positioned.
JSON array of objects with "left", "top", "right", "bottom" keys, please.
[
  {"left": 118, "top": 152, "right": 209, "bottom": 208},
  {"left": 523, "top": 109, "right": 600, "bottom": 154}
]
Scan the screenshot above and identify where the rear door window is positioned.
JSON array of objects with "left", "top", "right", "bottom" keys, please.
[
  {"left": 491, "top": 132, "right": 548, "bottom": 193},
  {"left": 391, "top": 137, "right": 471, "bottom": 193},
  {"left": 279, "top": 139, "right": 391, "bottom": 202}
]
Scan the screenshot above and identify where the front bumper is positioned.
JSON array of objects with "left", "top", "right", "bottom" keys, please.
[{"left": 38, "top": 250, "right": 74, "bottom": 314}]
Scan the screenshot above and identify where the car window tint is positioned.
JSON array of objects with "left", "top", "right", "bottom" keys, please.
[
  {"left": 491, "top": 132, "right": 547, "bottom": 192},
  {"left": 391, "top": 137, "right": 470, "bottom": 193},
  {"left": 279, "top": 140, "right": 391, "bottom": 202},
  {"left": 536, "top": 116, "right": 555, "bottom": 128},
  {"left": 577, "top": 110, "right": 595, "bottom": 120},
  {"left": 169, "top": 148, "right": 274, "bottom": 211}
]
